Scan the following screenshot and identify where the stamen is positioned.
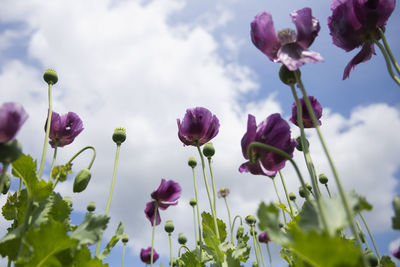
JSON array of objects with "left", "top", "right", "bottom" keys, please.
[{"left": 277, "top": 28, "right": 297, "bottom": 45}]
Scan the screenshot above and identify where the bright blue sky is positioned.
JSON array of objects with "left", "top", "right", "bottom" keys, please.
[{"left": 1, "top": 0, "right": 400, "bottom": 266}]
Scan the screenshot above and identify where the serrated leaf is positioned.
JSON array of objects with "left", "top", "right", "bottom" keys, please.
[
  {"left": 49, "top": 193, "right": 72, "bottom": 225},
  {"left": 2, "top": 190, "right": 27, "bottom": 225},
  {"left": 202, "top": 212, "right": 226, "bottom": 263},
  {"left": 0, "top": 225, "right": 23, "bottom": 260},
  {"left": 257, "top": 202, "right": 290, "bottom": 244},
  {"left": 380, "top": 255, "right": 396, "bottom": 267},
  {"left": 73, "top": 245, "right": 109, "bottom": 267},
  {"left": 71, "top": 213, "right": 109, "bottom": 248},
  {"left": 225, "top": 249, "right": 243, "bottom": 267},
  {"left": 180, "top": 250, "right": 205, "bottom": 267},
  {"left": 98, "top": 221, "right": 124, "bottom": 260},
  {"left": 231, "top": 234, "right": 250, "bottom": 262}
]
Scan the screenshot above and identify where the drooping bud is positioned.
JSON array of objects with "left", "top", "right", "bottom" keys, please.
[
  {"left": 236, "top": 225, "right": 244, "bottom": 239},
  {"left": 319, "top": 173, "right": 328, "bottom": 184},
  {"left": 0, "top": 139, "right": 22, "bottom": 164},
  {"left": 87, "top": 201, "right": 96, "bottom": 212},
  {"left": 2, "top": 172, "right": 11, "bottom": 194},
  {"left": 289, "top": 192, "right": 296, "bottom": 201},
  {"left": 189, "top": 198, "right": 197, "bottom": 207},
  {"left": 178, "top": 233, "right": 187, "bottom": 245},
  {"left": 121, "top": 234, "right": 129, "bottom": 244},
  {"left": 164, "top": 220, "right": 175, "bottom": 233},
  {"left": 203, "top": 142, "right": 215, "bottom": 158},
  {"left": 245, "top": 215, "right": 256, "bottom": 225},
  {"left": 295, "top": 136, "right": 309, "bottom": 152},
  {"left": 188, "top": 157, "right": 197, "bottom": 168},
  {"left": 112, "top": 127, "right": 126, "bottom": 145},
  {"left": 279, "top": 64, "right": 297, "bottom": 85},
  {"left": 43, "top": 69, "right": 58, "bottom": 85},
  {"left": 73, "top": 168, "right": 92, "bottom": 193}
]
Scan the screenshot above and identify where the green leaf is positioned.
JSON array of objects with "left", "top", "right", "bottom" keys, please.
[
  {"left": 257, "top": 202, "right": 290, "bottom": 244},
  {"left": 98, "top": 221, "right": 124, "bottom": 260},
  {"left": 71, "top": 212, "right": 109, "bottom": 248},
  {"left": 0, "top": 225, "right": 23, "bottom": 260},
  {"left": 231, "top": 235, "right": 250, "bottom": 262},
  {"left": 201, "top": 212, "right": 225, "bottom": 263},
  {"left": 180, "top": 250, "right": 205, "bottom": 267},
  {"left": 225, "top": 249, "right": 243, "bottom": 267},
  {"left": 392, "top": 195, "right": 400, "bottom": 230},
  {"left": 73, "top": 246, "right": 109, "bottom": 267},
  {"left": 49, "top": 193, "right": 72, "bottom": 225},
  {"left": 2, "top": 190, "right": 27, "bottom": 226},
  {"left": 380, "top": 255, "right": 396, "bottom": 267}
]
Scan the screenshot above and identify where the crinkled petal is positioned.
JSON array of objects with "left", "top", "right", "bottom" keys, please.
[
  {"left": 241, "top": 114, "right": 257, "bottom": 159},
  {"left": 277, "top": 43, "right": 323, "bottom": 71},
  {"left": 291, "top": 8, "right": 321, "bottom": 48},
  {"left": 239, "top": 161, "right": 276, "bottom": 177},
  {"left": 140, "top": 247, "right": 159, "bottom": 264},
  {"left": 343, "top": 43, "right": 374, "bottom": 79},
  {"left": 144, "top": 201, "right": 161, "bottom": 226},
  {"left": 250, "top": 12, "right": 281, "bottom": 61},
  {"left": 353, "top": 0, "right": 396, "bottom": 30},
  {"left": 48, "top": 111, "right": 84, "bottom": 148},
  {"left": 290, "top": 96, "right": 323, "bottom": 128},
  {"left": 151, "top": 179, "right": 182, "bottom": 203},
  {"left": 0, "top": 102, "right": 28, "bottom": 143}
]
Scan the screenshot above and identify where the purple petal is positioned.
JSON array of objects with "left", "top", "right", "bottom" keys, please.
[
  {"left": 343, "top": 43, "right": 374, "bottom": 79},
  {"left": 290, "top": 96, "right": 323, "bottom": 128},
  {"left": 151, "top": 179, "right": 182, "bottom": 203},
  {"left": 258, "top": 231, "right": 271, "bottom": 243},
  {"left": 140, "top": 247, "right": 159, "bottom": 264},
  {"left": 277, "top": 43, "right": 323, "bottom": 71},
  {"left": 0, "top": 102, "right": 28, "bottom": 143},
  {"left": 291, "top": 8, "right": 321, "bottom": 48},
  {"left": 241, "top": 114, "right": 257, "bottom": 159},
  {"left": 48, "top": 111, "right": 84, "bottom": 148},
  {"left": 144, "top": 201, "right": 161, "bottom": 226},
  {"left": 239, "top": 161, "right": 276, "bottom": 177},
  {"left": 250, "top": 12, "right": 281, "bottom": 61},
  {"left": 353, "top": 0, "right": 396, "bottom": 30}
]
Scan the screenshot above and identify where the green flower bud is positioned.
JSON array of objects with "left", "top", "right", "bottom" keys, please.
[
  {"left": 87, "top": 201, "right": 96, "bottom": 212},
  {"left": 64, "top": 196, "right": 73, "bottom": 207},
  {"left": 189, "top": 198, "right": 197, "bottom": 207},
  {"left": 202, "top": 142, "right": 215, "bottom": 158},
  {"left": 289, "top": 192, "right": 296, "bottom": 201},
  {"left": 295, "top": 136, "right": 309, "bottom": 152},
  {"left": 112, "top": 127, "right": 126, "bottom": 145},
  {"left": 236, "top": 225, "right": 244, "bottom": 239},
  {"left": 318, "top": 173, "right": 328, "bottom": 184},
  {"left": 279, "top": 64, "right": 297, "bottom": 85},
  {"left": 299, "top": 186, "right": 306, "bottom": 198},
  {"left": 245, "top": 215, "right": 256, "bottom": 225},
  {"left": 43, "top": 68, "right": 58, "bottom": 85},
  {"left": 306, "top": 183, "right": 312, "bottom": 192},
  {"left": 164, "top": 220, "right": 174, "bottom": 233},
  {"left": 178, "top": 233, "right": 187, "bottom": 245},
  {"left": 250, "top": 227, "right": 257, "bottom": 236},
  {"left": 121, "top": 234, "right": 129, "bottom": 243},
  {"left": 0, "top": 139, "right": 22, "bottom": 164},
  {"left": 364, "top": 250, "right": 378, "bottom": 267},
  {"left": 2, "top": 172, "right": 11, "bottom": 194},
  {"left": 188, "top": 157, "right": 197, "bottom": 168},
  {"left": 73, "top": 168, "right": 92, "bottom": 193}
]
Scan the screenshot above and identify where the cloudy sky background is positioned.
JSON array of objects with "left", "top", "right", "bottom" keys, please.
[{"left": 1, "top": 0, "right": 400, "bottom": 266}]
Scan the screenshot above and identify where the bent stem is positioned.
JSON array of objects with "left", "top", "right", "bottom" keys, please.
[
  {"left": 360, "top": 213, "right": 380, "bottom": 259},
  {"left": 272, "top": 177, "right": 287, "bottom": 224},
  {"left": 223, "top": 196, "right": 233, "bottom": 244},
  {"left": 378, "top": 28, "right": 400, "bottom": 76},
  {"left": 373, "top": 39, "right": 400, "bottom": 86},
  {"left": 231, "top": 215, "right": 243, "bottom": 244},
  {"left": 278, "top": 171, "right": 295, "bottom": 218},
  {"left": 38, "top": 82, "right": 54, "bottom": 178},
  {"left": 66, "top": 146, "right": 97, "bottom": 169}
]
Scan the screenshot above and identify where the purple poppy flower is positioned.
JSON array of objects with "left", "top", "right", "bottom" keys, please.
[
  {"left": 140, "top": 247, "right": 159, "bottom": 264},
  {"left": 46, "top": 111, "right": 84, "bottom": 148},
  {"left": 392, "top": 246, "right": 400, "bottom": 259},
  {"left": 0, "top": 102, "right": 28, "bottom": 143},
  {"left": 239, "top": 114, "right": 297, "bottom": 177},
  {"left": 328, "top": 0, "right": 396, "bottom": 79},
  {"left": 290, "top": 96, "right": 323, "bottom": 128},
  {"left": 251, "top": 8, "right": 323, "bottom": 71},
  {"left": 258, "top": 231, "right": 270, "bottom": 243},
  {"left": 177, "top": 107, "right": 219, "bottom": 146},
  {"left": 144, "top": 179, "right": 182, "bottom": 225}
]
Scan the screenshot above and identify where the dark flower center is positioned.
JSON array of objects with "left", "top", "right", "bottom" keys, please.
[
  {"left": 365, "top": 0, "right": 378, "bottom": 9},
  {"left": 277, "top": 28, "right": 297, "bottom": 45}
]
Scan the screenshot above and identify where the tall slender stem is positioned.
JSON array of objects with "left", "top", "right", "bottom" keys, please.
[
  {"left": 278, "top": 171, "right": 294, "bottom": 218},
  {"left": 38, "top": 83, "right": 53, "bottom": 178},
  {"left": 169, "top": 233, "right": 173, "bottom": 267},
  {"left": 272, "top": 178, "right": 287, "bottom": 224},
  {"left": 251, "top": 226, "right": 261, "bottom": 267},
  {"left": 360, "top": 213, "right": 380, "bottom": 259},
  {"left": 196, "top": 145, "right": 220, "bottom": 240},
  {"left": 356, "top": 221, "right": 371, "bottom": 250},
  {"left": 378, "top": 28, "right": 400, "bottom": 76},
  {"left": 256, "top": 237, "right": 266, "bottom": 267},
  {"left": 324, "top": 184, "right": 332, "bottom": 198},
  {"left": 191, "top": 167, "right": 202, "bottom": 246},
  {"left": 191, "top": 205, "right": 198, "bottom": 245},
  {"left": 373, "top": 40, "right": 400, "bottom": 85},
  {"left": 223, "top": 196, "right": 233, "bottom": 244},
  {"left": 207, "top": 157, "right": 218, "bottom": 215},
  {"left": 266, "top": 243, "right": 273, "bottom": 267},
  {"left": 150, "top": 202, "right": 159, "bottom": 267},
  {"left": 121, "top": 243, "right": 127, "bottom": 267},
  {"left": 49, "top": 145, "right": 58, "bottom": 182}
]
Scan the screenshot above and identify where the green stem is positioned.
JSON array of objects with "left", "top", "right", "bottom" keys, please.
[
  {"left": 231, "top": 215, "right": 243, "bottom": 244},
  {"left": 248, "top": 142, "right": 310, "bottom": 201},
  {"left": 356, "top": 221, "right": 370, "bottom": 250},
  {"left": 292, "top": 200, "right": 300, "bottom": 214},
  {"left": 49, "top": 145, "right": 58, "bottom": 182},
  {"left": 121, "top": 243, "right": 127, "bottom": 267},
  {"left": 169, "top": 233, "right": 173, "bottom": 267},
  {"left": 256, "top": 237, "right": 266, "bottom": 267},
  {"left": 266, "top": 243, "right": 273, "bottom": 267},
  {"left": 373, "top": 39, "right": 400, "bottom": 86},
  {"left": 66, "top": 146, "right": 97, "bottom": 169},
  {"left": 207, "top": 157, "right": 218, "bottom": 216},
  {"left": 38, "top": 83, "right": 53, "bottom": 178},
  {"left": 272, "top": 178, "right": 287, "bottom": 224},
  {"left": 360, "top": 213, "right": 380, "bottom": 259},
  {"left": 191, "top": 167, "right": 202, "bottom": 246},
  {"left": 191, "top": 205, "right": 198, "bottom": 246},
  {"left": 223, "top": 196, "right": 233, "bottom": 244},
  {"left": 378, "top": 28, "right": 400, "bottom": 76},
  {"left": 251, "top": 226, "right": 261, "bottom": 267},
  {"left": 295, "top": 71, "right": 366, "bottom": 264},
  {"left": 7, "top": 259, "right": 11, "bottom": 267},
  {"left": 325, "top": 184, "right": 332, "bottom": 198},
  {"left": 178, "top": 245, "right": 191, "bottom": 257},
  {"left": 278, "top": 171, "right": 295, "bottom": 218},
  {"left": 150, "top": 202, "right": 159, "bottom": 267},
  {"left": 0, "top": 163, "right": 10, "bottom": 194},
  {"left": 196, "top": 145, "right": 220, "bottom": 240},
  {"left": 17, "top": 198, "right": 33, "bottom": 258},
  {"left": 95, "top": 144, "right": 121, "bottom": 256}
]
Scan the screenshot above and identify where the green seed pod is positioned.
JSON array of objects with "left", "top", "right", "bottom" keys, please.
[
  {"left": 164, "top": 220, "right": 175, "bottom": 233},
  {"left": 112, "top": 127, "right": 126, "bottom": 145},
  {"left": 178, "top": 233, "right": 187, "bottom": 245},
  {"left": 121, "top": 234, "right": 129, "bottom": 243},
  {"left": 319, "top": 173, "right": 328, "bottom": 184},
  {"left": 364, "top": 250, "right": 378, "bottom": 267},
  {"left": 305, "top": 183, "right": 312, "bottom": 191},
  {"left": 289, "top": 192, "right": 296, "bottom": 201},
  {"left": 279, "top": 64, "right": 297, "bottom": 85},
  {"left": 2, "top": 172, "right": 11, "bottom": 194},
  {"left": 295, "top": 136, "right": 309, "bottom": 152},
  {"left": 87, "top": 201, "right": 96, "bottom": 212},
  {"left": 299, "top": 186, "right": 306, "bottom": 198},
  {"left": 202, "top": 142, "right": 215, "bottom": 158},
  {"left": 236, "top": 225, "right": 244, "bottom": 239},
  {"left": 43, "top": 69, "right": 58, "bottom": 85},
  {"left": 245, "top": 215, "right": 256, "bottom": 225},
  {"left": 64, "top": 196, "right": 73, "bottom": 207},
  {"left": 188, "top": 157, "right": 197, "bottom": 168},
  {"left": 73, "top": 168, "right": 92, "bottom": 193},
  {"left": 189, "top": 198, "right": 197, "bottom": 207},
  {"left": 0, "top": 139, "right": 22, "bottom": 164}
]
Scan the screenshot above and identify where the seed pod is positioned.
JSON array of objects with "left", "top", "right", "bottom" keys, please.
[
  {"left": 43, "top": 69, "right": 58, "bottom": 85},
  {"left": 299, "top": 187, "right": 306, "bottom": 198},
  {"left": 364, "top": 250, "right": 378, "bottom": 267},
  {"left": 112, "top": 127, "right": 126, "bottom": 145},
  {"left": 289, "top": 192, "right": 296, "bottom": 201},
  {"left": 245, "top": 215, "right": 256, "bottom": 225},
  {"left": 295, "top": 136, "right": 309, "bottom": 152},
  {"left": 164, "top": 220, "right": 175, "bottom": 233},
  {"left": 319, "top": 173, "right": 328, "bottom": 184},
  {"left": 87, "top": 201, "right": 96, "bottom": 212},
  {"left": 0, "top": 139, "right": 22, "bottom": 164},
  {"left": 121, "top": 234, "right": 129, "bottom": 243},
  {"left": 188, "top": 157, "right": 197, "bottom": 168},
  {"left": 279, "top": 64, "right": 297, "bottom": 85},
  {"left": 73, "top": 168, "right": 92, "bottom": 193},
  {"left": 178, "top": 233, "right": 187, "bottom": 245},
  {"left": 189, "top": 198, "right": 197, "bottom": 207},
  {"left": 202, "top": 142, "right": 215, "bottom": 158}
]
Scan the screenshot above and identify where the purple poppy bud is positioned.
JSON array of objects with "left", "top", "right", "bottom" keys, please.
[
  {"left": 177, "top": 107, "right": 220, "bottom": 146},
  {"left": 46, "top": 111, "right": 84, "bottom": 148},
  {"left": 250, "top": 8, "right": 323, "bottom": 71},
  {"left": 290, "top": 96, "right": 323, "bottom": 128},
  {"left": 328, "top": 0, "right": 395, "bottom": 79},
  {"left": 239, "top": 114, "right": 297, "bottom": 177},
  {"left": 392, "top": 246, "right": 400, "bottom": 259},
  {"left": 0, "top": 102, "right": 28, "bottom": 143},
  {"left": 258, "top": 231, "right": 270, "bottom": 243},
  {"left": 140, "top": 247, "right": 159, "bottom": 264}
]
